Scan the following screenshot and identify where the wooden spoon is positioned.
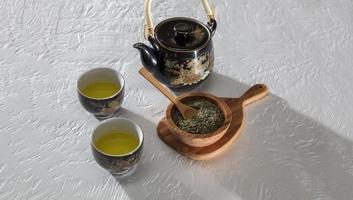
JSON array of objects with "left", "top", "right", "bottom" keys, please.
[{"left": 139, "top": 68, "right": 198, "bottom": 119}]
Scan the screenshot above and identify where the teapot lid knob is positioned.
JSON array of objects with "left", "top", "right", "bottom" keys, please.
[
  {"left": 174, "top": 23, "right": 191, "bottom": 34},
  {"left": 173, "top": 23, "right": 192, "bottom": 47}
]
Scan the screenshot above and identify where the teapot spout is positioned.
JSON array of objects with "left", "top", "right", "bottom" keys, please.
[{"left": 133, "top": 43, "right": 158, "bottom": 70}]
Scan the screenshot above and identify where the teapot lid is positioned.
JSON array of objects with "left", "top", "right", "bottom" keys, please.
[{"left": 154, "top": 17, "right": 211, "bottom": 51}]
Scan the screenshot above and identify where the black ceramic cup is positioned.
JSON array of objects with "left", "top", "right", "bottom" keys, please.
[
  {"left": 77, "top": 68, "right": 125, "bottom": 119},
  {"left": 91, "top": 118, "right": 144, "bottom": 178}
]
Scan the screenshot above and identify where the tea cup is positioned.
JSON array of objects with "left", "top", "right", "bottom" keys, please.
[
  {"left": 77, "top": 68, "right": 125, "bottom": 119},
  {"left": 91, "top": 118, "right": 144, "bottom": 178}
]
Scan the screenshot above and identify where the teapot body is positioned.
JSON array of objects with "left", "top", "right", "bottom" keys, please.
[
  {"left": 134, "top": 17, "right": 217, "bottom": 88},
  {"left": 156, "top": 39, "right": 214, "bottom": 88}
]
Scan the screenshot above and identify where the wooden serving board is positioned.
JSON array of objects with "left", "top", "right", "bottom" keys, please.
[{"left": 157, "top": 84, "right": 268, "bottom": 160}]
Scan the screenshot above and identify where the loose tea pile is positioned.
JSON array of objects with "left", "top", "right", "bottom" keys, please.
[{"left": 173, "top": 99, "right": 224, "bottom": 134}]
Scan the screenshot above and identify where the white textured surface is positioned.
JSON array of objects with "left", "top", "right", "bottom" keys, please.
[{"left": 1, "top": 0, "right": 353, "bottom": 199}]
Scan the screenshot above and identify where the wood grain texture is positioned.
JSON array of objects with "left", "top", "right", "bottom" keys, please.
[{"left": 158, "top": 84, "right": 268, "bottom": 160}]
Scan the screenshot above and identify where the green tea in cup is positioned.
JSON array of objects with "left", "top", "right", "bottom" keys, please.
[
  {"left": 81, "top": 82, "right": 121, "bottom": 99},
  {"left": 95, "top": 131, "right": 139, "bottom": 155}
]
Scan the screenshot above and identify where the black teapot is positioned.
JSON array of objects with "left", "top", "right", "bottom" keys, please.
[{"left": 134, "top": 0, "right": 217, "bottom": 88}]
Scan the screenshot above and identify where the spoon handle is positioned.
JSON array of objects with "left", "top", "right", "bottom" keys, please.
[
  {"left": 139, "top": 68, "right": 177, "bottom": 104},
  {"left": 240, "top": 84, "right": 268, "bottom": 106}
]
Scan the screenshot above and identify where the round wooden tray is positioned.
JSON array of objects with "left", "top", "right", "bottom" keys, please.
[{"left": 157, "top": 84, "right": 268, "bottom": 160}]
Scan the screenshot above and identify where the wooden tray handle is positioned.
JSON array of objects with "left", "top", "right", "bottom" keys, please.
[
  {"left": 240, "top": 84, "right": 268, "bottom": 106},
  {"left": 144, "top": 0, "right": 215, "bottom": 39}
]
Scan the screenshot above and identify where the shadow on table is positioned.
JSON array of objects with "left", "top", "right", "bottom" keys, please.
[{"left": 113, "top": 73, "right": 353, "bottom": 200}]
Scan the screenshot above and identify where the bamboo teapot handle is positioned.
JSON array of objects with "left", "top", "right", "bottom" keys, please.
[{"left": 144, "top": 0, "right": 215, "bottom": 39}]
